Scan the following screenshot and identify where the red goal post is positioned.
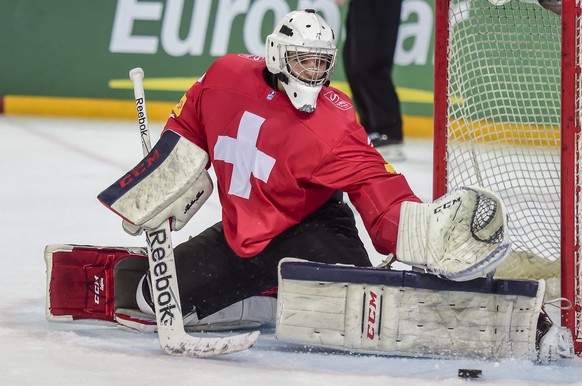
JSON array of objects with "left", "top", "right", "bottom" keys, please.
[{"left": 433, "top": 0, "right": 581, "bottom": 354}]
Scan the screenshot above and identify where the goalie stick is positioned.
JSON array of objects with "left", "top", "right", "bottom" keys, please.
[{"left": 128, "top": 67, "right": 259, "bottom": 357}]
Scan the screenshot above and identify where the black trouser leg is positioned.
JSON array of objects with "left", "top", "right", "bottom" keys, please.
[
  {"left": 343, "top": 0, "right": 403, "bottom": 141},
  {"left": 173, "top": 202, "right": 371, "bottom": 318}
]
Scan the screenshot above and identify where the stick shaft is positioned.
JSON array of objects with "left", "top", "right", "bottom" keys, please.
[
  {"left": 129, "top": 68, "right": 152, "bottom": 156},
  {"left": 126, "top": 67, "right": 260, "bottom": 356},
  {"left": 128, "top": 67, "right": 187, "bottom": 348}
]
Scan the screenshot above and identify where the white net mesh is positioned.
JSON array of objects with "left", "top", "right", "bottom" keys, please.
[
  {"left": 444, "top": 0, "right": 562, "bottom": 279},
  {"left": 440, "top": 0, "right": 582, "bottom": 352}
]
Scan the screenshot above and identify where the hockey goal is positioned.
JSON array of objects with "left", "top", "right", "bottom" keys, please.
[{"left": 433, "top": 0, "right": 582, "bottom": 353}]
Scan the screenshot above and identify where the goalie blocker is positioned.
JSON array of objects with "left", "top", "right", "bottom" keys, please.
[
  {"left": 97, "top": 130, "right": 213, "bottom": 236},
  {"left": 276, "top": 259, "right": 574, "bottom": 361}
]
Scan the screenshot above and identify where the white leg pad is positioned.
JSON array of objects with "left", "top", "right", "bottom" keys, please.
[{"left": 276, "top": 259, "right": 544, "bottom": 360}]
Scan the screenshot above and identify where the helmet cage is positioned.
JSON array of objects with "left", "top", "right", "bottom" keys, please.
[
  {"left": 265, "top": 9, "right": 337, "bottom": 113},
  {"left": 281, "top": 45, "right": 336, "bottom": 87}
]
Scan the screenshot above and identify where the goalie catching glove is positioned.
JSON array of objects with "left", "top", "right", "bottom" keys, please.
[
  {"left": 97, "top": 131, "right": 212, "bottom": 235},
  {"left": 397, "top": 186, "right": 511, "bottom": 281}
]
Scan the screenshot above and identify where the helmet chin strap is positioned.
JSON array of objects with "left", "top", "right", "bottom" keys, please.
[
  {"left": 276, "top": 72, "right": 289, "bottom": 85},
  {"left": 262, "top": 68, "right": 282, "bottom": 92}
]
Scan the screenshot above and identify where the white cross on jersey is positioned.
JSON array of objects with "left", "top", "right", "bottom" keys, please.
[{"left": 214, "top": 111, "right": 276, "bottom": 199}]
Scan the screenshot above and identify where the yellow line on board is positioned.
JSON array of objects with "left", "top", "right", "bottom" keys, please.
[
  {"left": 3, "top": 95, "right": 434, "bottom": 138},
  {"left": 108, "top": 78, "right": 434, "bottom": 105},
  {"left": 108, "top": 78, "right": 197, "bottom": 92},
  {"left": 448, "top": 119, "right": 560, "bottom": 147},
  {"left": 3, "top": 94, "right": 560, "bottom": 145},
  {"left": 4, "top": 95, "right": 175, "bottom": 121}
]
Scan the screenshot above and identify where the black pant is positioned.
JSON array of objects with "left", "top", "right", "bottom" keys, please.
[
  {"left": 174, "top": 201, "right": 371, "bottom": 318},
  {"left": 343, "top": 0, "right": 403, "bottom": 141}
]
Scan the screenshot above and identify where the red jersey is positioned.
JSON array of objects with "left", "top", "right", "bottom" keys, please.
[{"left": 164, "top": 54, "right": 420, "bottom": 257}]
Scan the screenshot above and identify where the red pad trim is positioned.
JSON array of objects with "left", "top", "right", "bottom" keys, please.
[
  {"left": 115, "top": 313, "right": 156, "bottom": 326},
  {"left": 47, "top": 245, "right": 146, "bottom": 322}
]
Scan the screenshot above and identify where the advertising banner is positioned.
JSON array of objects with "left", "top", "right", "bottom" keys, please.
[{"left": 0, "top": 0, "right": 436, "bottom": 135}]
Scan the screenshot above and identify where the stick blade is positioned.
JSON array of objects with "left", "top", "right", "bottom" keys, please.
[{"left": 161, "top": 331, "right": 260, "bottom": 357}]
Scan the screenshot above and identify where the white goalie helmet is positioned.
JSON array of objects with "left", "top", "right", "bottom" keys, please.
[{"left": 266, "top": 9, "right": 337, "bottom": 113}]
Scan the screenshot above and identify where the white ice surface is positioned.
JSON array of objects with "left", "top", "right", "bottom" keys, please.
[{"left": 1, "top": 116, "right": 581, "bottom": 385}]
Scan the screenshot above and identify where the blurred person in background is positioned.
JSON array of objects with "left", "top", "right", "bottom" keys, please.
[{"left": 336, "top": 0, "right": 405, "bottom": 161}]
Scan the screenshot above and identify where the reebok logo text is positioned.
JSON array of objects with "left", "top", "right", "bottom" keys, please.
[{"left": 147, "top": 228, "right": 177, "bottom": 326}]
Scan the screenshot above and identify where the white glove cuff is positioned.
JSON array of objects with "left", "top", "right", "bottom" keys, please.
[{"left": 396, "top": 200, "right": 430, "bottom": 267}]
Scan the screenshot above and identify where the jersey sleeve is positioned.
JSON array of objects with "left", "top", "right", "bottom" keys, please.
[
  {"left": 163, "top": 74, "right": 209, "bottom": 153},
  {"left": 310, "top": 127, "right": 421, "bottom": 255}
]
